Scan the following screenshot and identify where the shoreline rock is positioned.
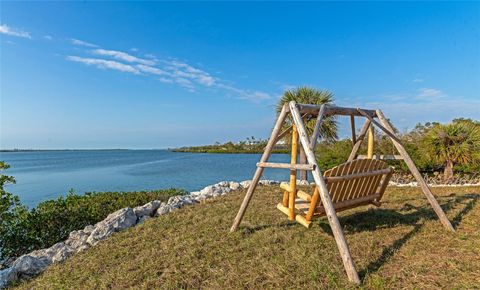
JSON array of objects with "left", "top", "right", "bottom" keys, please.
[{"left": 86, "top": 207, "right": 137, "bottom": 246}]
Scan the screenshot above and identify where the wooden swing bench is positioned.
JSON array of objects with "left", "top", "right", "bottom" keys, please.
[
  {"left": 277, "top": 159, "right": 393, "bottom": 228},
  {"left": 230, "top": 102, "right": 455, "bottom": 284}
]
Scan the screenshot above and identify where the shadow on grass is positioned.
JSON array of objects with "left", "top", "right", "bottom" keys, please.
[
  {"left": 236, "top": 192, "right": 478, "bottom": 280},
  {"left": 344, "top": 193, "right": 478, "bottom": 281},
  {"left": 359, "top": 222, "right": 423, "bottom": 280},
  {"left": 239, "top": 222, "right": 298, "bottom": 235},
  {"left": 238, "top": 193, "right": 479, "bottom": 236},
  {"left": 316, "top": 193, "right": 480, "bottom": 235},
  {"left": 240, "top": 192, "right": 479, "bottom": 281},
  {"left": 451, "top": 194, "right": 479, "bottom": 228}
]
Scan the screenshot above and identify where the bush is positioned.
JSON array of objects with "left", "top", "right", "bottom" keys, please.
[
  {"left": 316, "top": 139, "right": 353, "bottom": 169},
  {"left": 0, "top": 161, "right": 186, "bottom": 265}
]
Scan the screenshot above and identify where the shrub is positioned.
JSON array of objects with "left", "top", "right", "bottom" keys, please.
[
  {"left": 316, "top": 139, "right": 353, "bottom": 169},
  {"left": 0, "top": 161, "right": 186, "bottom": 265},
  {"left": 422, "top": 120, "right": 480, "bottom": 179}
]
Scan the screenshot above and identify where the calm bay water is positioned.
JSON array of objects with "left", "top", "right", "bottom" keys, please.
[{"left": 0, "top": 150, "right": 290, "bottom": 207}]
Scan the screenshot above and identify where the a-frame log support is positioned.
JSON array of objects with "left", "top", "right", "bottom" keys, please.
[
  {"left": 350, "top": 115, "right": 356, "bottom": 144},
  {"left": 358, "top": 109, "right": 454, "bottom": 231},
  {"left": 289, "top": 102, "right": 361, "bottom": 283},
  {"left": 230, "top": 104, "right": 289, "bottom": 232},
  {"left": 348, "top": 118, "right": 371, "bottom": 162}
]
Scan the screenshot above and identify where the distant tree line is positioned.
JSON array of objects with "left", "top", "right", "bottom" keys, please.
[{"left": 173, "top": 137, "right": 288, "bottom": 154}]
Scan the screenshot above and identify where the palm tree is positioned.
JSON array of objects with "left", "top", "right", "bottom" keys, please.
[
  {"left": 423, "top": 120, "right": 480, "bottom": 180},
  {"left": 276, "top": 86, "right": 338, "bottom": 180}
]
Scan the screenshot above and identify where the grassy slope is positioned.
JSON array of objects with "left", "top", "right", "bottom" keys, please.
[{"left": 14, "top": 186, "right": 480, "bottom": 289}]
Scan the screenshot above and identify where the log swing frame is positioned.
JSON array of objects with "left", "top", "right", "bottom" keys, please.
[{"left": 230, "top": 101, "right": 454, "bottom": 284}]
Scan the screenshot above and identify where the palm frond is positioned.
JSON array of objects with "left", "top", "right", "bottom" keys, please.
[{"left": 276, "top": 86, "right": 338, "bottom": 142}]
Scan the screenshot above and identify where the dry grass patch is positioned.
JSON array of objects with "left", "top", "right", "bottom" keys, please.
[{"left": 13, "top": 186, "right": 480, "bottom": 289}]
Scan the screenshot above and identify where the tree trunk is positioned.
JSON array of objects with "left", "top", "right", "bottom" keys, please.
[
  {"left": 443, "top": 160, "right": 454, "bottom": 181},
  {"left": 300, "top": 147, "right": 308, "bottom": 181}
]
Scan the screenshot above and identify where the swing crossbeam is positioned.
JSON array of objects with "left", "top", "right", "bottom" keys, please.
[{"left": 293, "top": 104, "right": 377, "bottom": 117}]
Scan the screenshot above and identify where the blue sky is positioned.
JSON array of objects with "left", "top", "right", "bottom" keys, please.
[{"left": 1, "top": 1, "right": 479, "bottom": 149}]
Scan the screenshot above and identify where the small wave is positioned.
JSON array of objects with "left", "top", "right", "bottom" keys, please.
[{"left": 132, "top": 159, "right": 172, "bottom": 166}]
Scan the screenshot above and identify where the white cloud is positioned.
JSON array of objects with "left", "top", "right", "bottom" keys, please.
[
  {"left": 413, "top": 78, "right": 424, "bottom": 83},
  {"left": 92, "top": 49, "right": 155, "bottom": 66},
  {"left": 144, "top": 53, "right": 157, "bottom": 60},
  {"left": 174, "top": 77, "right": 195, "bottom": 91},
  {"left": 44, "top": 35, "right": 53, "bottom": 40},
  {"left": 166, "top": 60, "right": 216, "bottom": 86},
  {"left": 66, "top": 56, "right": 140, "bottom": 74},
  {"left": 67, "top": 44, "right": 271, "bottom": 102},
  {"left": 0, "top": 24, "right": 31, "bottom": 38},
  {"left": 137, "top": 64, "right": 168, "bottom": 76},
  {"left": 216, "top": 83, "right": 271, "bottom": 102},
  {"left": 279, "top": 84, "right": 297, "bottom": 91},
  {"left": 239, "top": 91, "right": 272, "bottom": 101},
  {"left": 417, "top": 88, "right": 444, "bottom": 99},
  {"left": 159, "top": 77, "right": 174, "bottom": 84},
  {"left": 71, "top": 38, "right": 98, "bottom": 48}
]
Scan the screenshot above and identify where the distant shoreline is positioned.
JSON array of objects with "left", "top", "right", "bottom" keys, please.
[
  {"left": 172, "top": 139, "right": 288, "bottom": 154},
  {"left": 171, "top": 149, "right": 288, "bottom": 154},
  {"left": 0, "top": 149, "right": 134, "bottom": 152},
  {"left": 0, "top": 148, "right": 289, "bottom": 154}
]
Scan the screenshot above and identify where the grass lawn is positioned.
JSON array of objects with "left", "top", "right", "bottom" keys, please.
[{"left": 13, "top": 186, "right": 480, "bottom": 289}]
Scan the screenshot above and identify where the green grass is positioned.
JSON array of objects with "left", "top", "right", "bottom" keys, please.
[{"left": 13, "top": 186, "right": 480, "bottom": 289}]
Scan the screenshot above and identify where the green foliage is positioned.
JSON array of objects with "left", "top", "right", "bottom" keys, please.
[
  {"left": 0, "top": 161, "right": 20, "bottom": 215},
  {"left": 276, "top": 86, "right": 338, "bottom": 142},
  {"left": 315, "top": 140, "right": 353, "bottom": 169},
  {"left": 315, "top": 119, "right": 480, "bottom": 175},
  {"left": 0, "top": 162, "right": 31, "bottom": 263},
  {"left": 173, "top": 137, "right": 288, "bottom": 154},
  {"left": 0, "top": 161, "right": 186, "bottom": 263},
  {"left": 422, "top": 120, "right": 480, "bottom": 178}
]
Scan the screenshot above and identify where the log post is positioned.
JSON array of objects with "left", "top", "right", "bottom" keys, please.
[
  {"left": 309, "top": 104, "right": 327, "bottom": 149},
  {"left": 347, "top": 119, "right": 371, "bottom": 162},
  {"left": 350, "top": 115, "right": 356, "bottom": 145},
  {"left": 306, "top": 186, "right": 320, "bottom": 221},
  {"left": 361, "top": 109, "right": 454, "bottom": 232},
  {"left": 289, "top": 125, "right": 299, "bottom": 220},
  {"left": 289, "top": 101, "right": 361, "bottom": 284},
  {"left": 367, "top": 126, "right": 374, "bottom": 159},
  {"left": 302, "top": 104, "right": 327, "bottom": 183},
  {"left": 299, "top": 147, "right": 308, "bottom": 182},
  {"left": 230, "top": 104, "right": 288, "bottom": 232}
]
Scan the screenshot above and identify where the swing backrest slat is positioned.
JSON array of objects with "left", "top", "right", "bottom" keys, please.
[{"left": 323, "top": 159, "right": 392, "bottom": 204}]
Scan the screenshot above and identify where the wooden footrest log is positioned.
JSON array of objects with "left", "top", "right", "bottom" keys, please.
[
  {"left": 295, "top": 215, "right": 312, "bottom": 228},
  {"left": 276, "top": 203, "right": 312, "bottom": 228},
  {"left": 276, "top": 203, "right": 290, "bottom": 216},
  {"left": 280, "top": 182, "right": 290, "bottom": 192},
  {"left": 276, "top": 203, "right": 295, "bottom": 220},
  {"left": 279, "top": 182, "right": 312, "bottom": 202},
  {"left": 297, "top": 190, "right": 312, "bottom": 202}
]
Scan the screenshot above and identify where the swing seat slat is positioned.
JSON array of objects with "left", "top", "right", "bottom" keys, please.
[{"left": 279, "top": 159, "right": 393, "bottom": 225}]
